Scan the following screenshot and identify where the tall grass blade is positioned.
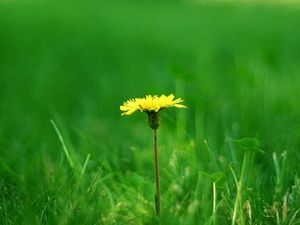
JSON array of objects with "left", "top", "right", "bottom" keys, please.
[{"left": 50, "top": 119, "right": 75, "bottom": 169}]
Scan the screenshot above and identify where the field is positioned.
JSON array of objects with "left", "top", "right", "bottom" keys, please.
[{"left": 1, "top": 1, "right": 300, "bottom": 224}]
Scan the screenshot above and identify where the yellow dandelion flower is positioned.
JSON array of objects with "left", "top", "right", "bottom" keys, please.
[
  {"left": 120, "top": 93, "right": 186, "bottom": 216},
  {"left": 120, "top": 94, "right": 186, "bottom": 116}
]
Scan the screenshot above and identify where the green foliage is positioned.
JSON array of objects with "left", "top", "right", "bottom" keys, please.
[
  {"left": 231, "top": 138, "right": 264, "bottom": 153},
  {"left": 1, "top": 1, "right": 300, "bottom": 224}
]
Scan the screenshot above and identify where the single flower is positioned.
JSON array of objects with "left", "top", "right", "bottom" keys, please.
[
  {"left": 120, "top": 93, "right": 186, "bottom": 216},
  {"left": 120, "top": 94, "right": 186, "bottom": 116}
]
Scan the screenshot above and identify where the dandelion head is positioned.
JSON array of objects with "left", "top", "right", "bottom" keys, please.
[{"left": 120, "top": 94, "right": 186, "bottom": 116}]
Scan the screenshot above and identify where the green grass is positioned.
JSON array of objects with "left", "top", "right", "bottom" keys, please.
[{"left": 1, "top": 1, "right": 300, "bottom": 224}]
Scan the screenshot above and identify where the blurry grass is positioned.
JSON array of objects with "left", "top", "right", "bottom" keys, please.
[{"left": 1, "top": 0, "right": 300, "bottom": 224}]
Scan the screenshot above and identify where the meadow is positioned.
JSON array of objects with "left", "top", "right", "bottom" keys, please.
[{"left": 1, "top": 1, "right": 300, "bottom": 224}]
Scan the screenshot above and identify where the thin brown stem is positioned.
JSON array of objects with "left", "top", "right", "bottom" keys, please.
[{"left": 154, "top": 128, "right": 160, "bottom": 216}]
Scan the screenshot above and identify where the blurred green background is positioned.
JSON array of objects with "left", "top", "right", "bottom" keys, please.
[{"left": 1, "top": 1, "right": 300, "bottom": 224}]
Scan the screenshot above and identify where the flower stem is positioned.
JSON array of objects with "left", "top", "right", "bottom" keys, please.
[{"left": 154, "top": 128, "right": 160, "bottom": 216}]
